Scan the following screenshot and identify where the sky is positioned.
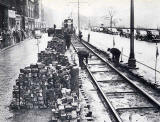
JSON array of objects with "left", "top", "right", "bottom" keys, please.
[{"left": 42, "top": 0, "right": 160, "bottom": 28}]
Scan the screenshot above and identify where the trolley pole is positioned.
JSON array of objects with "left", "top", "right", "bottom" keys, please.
[
  {"left": 128, "top": 0, "right": 136, "bottom": 68},
  {"left": 68, "top": 1, "right": 87, "bottom": 37},
  {"left": 78, "top": 0, "right": 80, "bottom": 35}
]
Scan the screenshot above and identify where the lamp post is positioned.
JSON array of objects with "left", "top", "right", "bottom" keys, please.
[{"left": 128, "top": 0, "right": 136, "bottom": 68}]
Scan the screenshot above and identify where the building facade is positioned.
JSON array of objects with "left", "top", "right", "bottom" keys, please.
[
  {"left": 34, "top": 0, "right": 46, "bottom": 29},
  {"left": 0, "top": 0, "right": 10, "bottom": 30},
  {"left": 0, "top": 0, "right": 45, "bottom": 31},
  {"left": 0, "top": 0, "right": 46, "bottom": 49}
]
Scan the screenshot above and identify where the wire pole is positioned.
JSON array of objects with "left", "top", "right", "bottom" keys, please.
[
  {"left": 113, "top": 37, "right": 115, "bottom": 48},
  {"left": 155, "top": 56, "right": 157, "bottom": 84},
  {"left": 68, "top": 1, "right": 87, "bottom": 36},
  {"left": 78, "top": 0, "right": 80, "bottom": 35},
  {"left": 120, "top": 48, "right": 123, "bottom": 62},
  {"left": 155, "top": 43, "right": 159, "bottom": 84}
]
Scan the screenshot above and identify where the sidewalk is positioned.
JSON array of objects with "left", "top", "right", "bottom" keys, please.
[
  {"left": 0, "top": 42, "right": 22, "bottom": 52},
  {"left": 0, "top": 35, "right": 43, "bottom": 53}
]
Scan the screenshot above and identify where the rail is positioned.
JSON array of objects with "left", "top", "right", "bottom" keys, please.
[
  {"left": 71, "top": 36, "right": 160, "bottom": 122},
  {"left": 81, "top": 40, "right": 160, "bottom": 107}
]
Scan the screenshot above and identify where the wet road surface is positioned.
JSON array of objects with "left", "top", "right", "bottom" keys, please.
[
  {"left": 0, "top": 34, "right": 51, "bottom": 122},
  {"left": 82, "top": 30, "right": 160, "bottom": 84}
]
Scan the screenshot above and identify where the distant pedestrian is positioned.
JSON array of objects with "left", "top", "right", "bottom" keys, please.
[
  {"left": 21, "top": 29, "right": 25, "bottom": 41},
  {"left": 107, "top": 48, "right": 121, "bottom": 64}
]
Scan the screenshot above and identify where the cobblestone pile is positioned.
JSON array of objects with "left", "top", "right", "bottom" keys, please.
[{"left": 10, "top": 36, "right": 76, "bottom": 110}]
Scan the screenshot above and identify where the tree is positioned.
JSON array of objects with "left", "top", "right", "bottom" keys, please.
[
  {"left": 108, "top": 7, "right": 116, "bottom": 29},
  {"left": 104, "top": 7, "right": 119, "bottom": 29}
]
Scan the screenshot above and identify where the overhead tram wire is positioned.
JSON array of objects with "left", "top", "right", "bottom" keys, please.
[{"left": 68, "top": 0, "right": 88, "bottom": 35}]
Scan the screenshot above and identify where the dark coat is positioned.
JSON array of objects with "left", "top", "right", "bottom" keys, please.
[{"left": 110, "top": 48, "right": 121, "bottom": 56}]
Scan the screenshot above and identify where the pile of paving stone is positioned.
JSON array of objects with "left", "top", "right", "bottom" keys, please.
[
  {"left": 51, "top": 88, "right": 80, "bottom": 121},
  {"left": 10, "top": 36, "right": 76, "bottom": 110},
  {"left": 47, "top": 37, "right": 66, "bottom": 54}
]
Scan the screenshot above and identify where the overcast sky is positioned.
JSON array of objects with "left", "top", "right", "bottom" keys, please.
[{"left": 43, "top": 0, "right": 160, "bottom": 28}]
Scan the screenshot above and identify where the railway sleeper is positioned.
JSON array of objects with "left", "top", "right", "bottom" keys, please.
[
  {"left": 97, "top": 80, "right": 124, "bottom": 82},
  {"left": 105, "top": 91, "right": 138, "bottom": 94},
  {"left": 116, "top": 106, "right": 156, "bottom": 111},
  {"left": 91, "top": 70, "right": 114, "bottom": 73}
]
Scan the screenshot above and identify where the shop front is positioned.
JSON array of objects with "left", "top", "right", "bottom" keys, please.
[
  {"left": 35, "top": 19, "right": 41, "bottom": 29},
  {"left": 15, "top": 14, "right": 21, "bottom": 30},
  {"left": 8, "top": 10, "right": 16, "bottom": 45},
  {"left": 8, "top": 10, "right": 16, "bottom": 30},
  {"left": 0, "top": 4, "right": 8, "bottom": 30},
  {"left": 24, "top": 17, "right": 29, "bottom": 30},
  {"left": 28, "top": 17, "right": 35, "bottom": 30},
  {"left": 0, "top": 3, "right": 9, "bottom": 48}
]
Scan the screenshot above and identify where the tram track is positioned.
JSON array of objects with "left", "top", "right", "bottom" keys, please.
[{"left": 71, "top": 36, "right": 160, "bottom": 122}]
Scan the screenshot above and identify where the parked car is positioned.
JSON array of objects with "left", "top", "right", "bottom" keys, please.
[
  {"left": 136, "top": 30, "right": 147, "bottom": 41},
  {"left": 103, "top": 27, "right": 108, "bottom": 33},
  {"left": 148, "top": 30, "right": 160, "bottom": 39},
  {"left": 124, "top": 29, "right": 130, "bottom": 38},
  {"left": 99, "top": 27, "right": 105, "bottom": 32},
  {"left": 91, "top": 27, "right": 99, "bottom": 32},
  {"left": 146, "top": 30, "right": 155, "bottom": 42},
  {"left": 107, "top": 28, "right": 113, "bottom": 34},
  {"left": 119, "top": 29, "right": 130, "bottom": 38},
  {"left": 147, "top": 30, "right": 160, "bottom": 42},
  {"left": 111, "top": 28, "right": 119, "bottom": 35}
]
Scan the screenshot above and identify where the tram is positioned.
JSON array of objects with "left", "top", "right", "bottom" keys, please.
[{"left": 63, "top": 19, "right": 75, "bottom": 34}]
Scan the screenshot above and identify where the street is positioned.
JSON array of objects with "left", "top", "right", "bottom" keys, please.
[
  {"left": 1, "top": 0, "right": 160, "bottom": 121},
  {"left": 0, "top": 34, "right": 51, "bottom": 122},
  {"left": 0, "top": 31, "right": 160, "bottom": 122},
  {"left": 82, "top": 30, "right": 160, "bottom": 84}
]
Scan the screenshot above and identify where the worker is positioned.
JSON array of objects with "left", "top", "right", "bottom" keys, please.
[
  {"left": 64, "top": 32, "right": 71, "bottom": 49},
  {"left": 77, "top": 50, "right": 89, "bottom": 68},
  {"left": 107, "top": 48, "right": 121, "bottom": 63}
]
